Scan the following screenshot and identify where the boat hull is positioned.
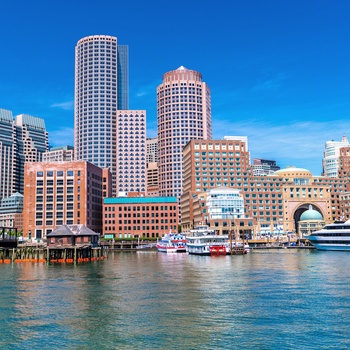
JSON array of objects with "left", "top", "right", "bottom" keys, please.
[
  {"left": 309, "top": 243, "right": 350, "bottom": 251},
  {"left": 156, "top": 246, "right": 177, "bottom": 253}
]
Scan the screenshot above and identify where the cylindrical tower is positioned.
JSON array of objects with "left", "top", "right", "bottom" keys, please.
[
  {"left": 74, "top": 35, "right": 128, "bottom": 169},
  {"left": 157, "top": 66, "right": 212, "bottom": 198}
]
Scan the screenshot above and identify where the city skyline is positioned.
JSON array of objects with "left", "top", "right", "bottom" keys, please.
[{"left": 1, "top": 0, "right": 350, "bottom": 175}]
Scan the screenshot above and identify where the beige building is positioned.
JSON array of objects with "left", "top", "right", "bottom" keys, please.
[
  {"left": 43, "top": 146, "right": 74, "bottom": 162},
  {"left": 147, "top": 162, "right": 159, "bottom": 196},
  {"left": 23, "top": 161, "right": 112, "bottom": 241},
  {"left": 157, "top": 66, "right": 212, "bottom": 198},
  {"left": 181, "top": 138, "right": 346, "bottom": 237}
]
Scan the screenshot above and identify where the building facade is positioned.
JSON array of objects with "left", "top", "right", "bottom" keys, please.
[
  {"left": 146, "top": 137, "right": 158, "bottom": 163},
  {"left": 147, "top": 162, "right": 159, "bottom": 196},
  {"left": 0, "top": 192, "right": 24, "bottom": 232},
  {"left": 115, "top": 110, "right": 146, "bottom": 195},
  {"left": 103, "top": 196, "right": 178, "bottom": 238},
  {"left": 23, "top": 161, "right": 111, "bottom": 241},
  {"left": 43, "top": 146, "right": 74, "bottom": 162},
  {"left": 74, "top": 35, "right": 129, "bottom": 170},
  {"left": 157, "top": 66, "right": 212, "bottom": 198},
  {"left": 252, "top": 158, "right": 280, "bottom": 175},
  {"left": 181, "top": 138, "right": 345, "bottom": 237},
  {"left": 322, "top": 134, "right": 349, "bottom": 178},
  {"left": 0, "top": 108, "right": 48, "bottom": 200}
]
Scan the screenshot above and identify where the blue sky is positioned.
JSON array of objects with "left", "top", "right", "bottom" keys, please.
[{"left": 1, "top": 0, "right": 349, "bottom": 176}]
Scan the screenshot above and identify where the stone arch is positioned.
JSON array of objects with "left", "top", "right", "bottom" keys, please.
[{"left": 292, "top": 203, "right": 324, "bottom": 233}]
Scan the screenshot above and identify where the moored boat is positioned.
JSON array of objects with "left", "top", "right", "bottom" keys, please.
[
  {"left": 156, "top": 233, "right": 187, "bottom": 253},
  {"left": 186, "top": 226, "right": 249, "bottom": 256},
  {"left": 307, "top": 220, "right": 350, "bottom": 251}
]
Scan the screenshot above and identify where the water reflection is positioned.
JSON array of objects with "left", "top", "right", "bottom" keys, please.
[{"left": 0, "top": 250, "right": 350, "bottom": 349}]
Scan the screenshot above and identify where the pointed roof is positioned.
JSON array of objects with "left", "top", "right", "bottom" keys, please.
[
  {"left": 342, "top": 134, "right": 349, "bottom": 144},
  {"left": 47, "top": 224, "right": 99, "bottom": 237},
  {"left": 176, "top": 65, "right": 188, "bottom": 71}
]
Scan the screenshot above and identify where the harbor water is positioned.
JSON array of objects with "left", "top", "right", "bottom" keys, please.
[{"left": 0, "top": 249, "right": 350, "bottom": 349}]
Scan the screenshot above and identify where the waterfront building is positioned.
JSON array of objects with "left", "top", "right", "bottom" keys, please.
[
  {"left": 298, "top": 205, "right": 325, "bottom": 237},
  {"left": 157, "top": 66, "right": 212, "bottom": 198},
  {"left": 0, "top": 108, "right": 48, "bottom": 200},
  {"left": 181, "top": 137, "right": 345, "bottom": 237},
  {"left": 47, "top": 224, "right": 99, "bottom": 247},
  {"left": 115, "top": 110, "right": 146, "bottom": 196},
  {"left": 74, "top": 35, "right": 129, "bottom": 170},
  {"left": 322, "top": 134, "right": 349, "bottom": 178},
  {"left": 146, "top": 137, "right": 158, "bottom": 164},
  {"left": 103, "top": 196, "right": 178, "bottom": 238},
  {"left": 23, "top": 161, "right": 112, "bottom": 241},
  {"left": 338, "top": 146, "right": 350, "bottom": 190},
  {"left": 252, "top": 158, "right": 280, "bottom": 175},
  {"left": 0, "top": 193, "right": 24, "bottom": 232},
  {"left": 43, "top": 146, "right": 74, "bottom": 162}
]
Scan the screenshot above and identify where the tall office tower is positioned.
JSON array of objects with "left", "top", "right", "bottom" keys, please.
[
  {"left": 0, "top": 109, "right": 48, "bottom": 200},
  {"left": 157, "top": 66, "right": 212, "bottom": 198},
  {"left": 323, "top": 134, "right": 349, "bottom": 177},
  {"left": 115, "top": 110, "right": 146, "bottom": 195},
  {"left": 146, "top": 137, "right": 158, "bottom": 163},
  {"left": 15, "top": 114, "right": 49, "bottom": 194},
  {"left": 0, "top": 109, "right": 16, "bottom": 200},
  {"left": 74, "top": 35, "right": 129, "bottom": 169}
]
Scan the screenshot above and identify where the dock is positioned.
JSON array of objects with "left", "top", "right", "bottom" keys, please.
[{"left": 0, "top": 244, "right": 108, "bottom": 264}]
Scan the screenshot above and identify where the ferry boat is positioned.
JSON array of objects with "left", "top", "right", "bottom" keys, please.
[
  {"left": 186, "top": 226, "right": 249, "bottom": 256},
  {"left": 156, "top": 233, "right": 187, "bottom": 253},
  {"left": 307, "top": 220, "right": 350, "bottom": 251}
]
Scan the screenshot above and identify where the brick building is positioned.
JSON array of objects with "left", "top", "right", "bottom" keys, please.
[
  {"left": 181, "top": 139, "right": 347, "bottom": 237},
  {"left": 23, "top": 161, "right": 111, "bottom": 241},
  {"left": 103, "top": 196, "right": 178, "bottom": 238}
]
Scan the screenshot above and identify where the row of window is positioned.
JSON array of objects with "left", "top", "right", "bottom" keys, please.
[
  {"left": 104, "top": 206, "right": 176, "bottom": 211},
  {"left": 37, "top": 170, "right": 77, "bottom": 177}
]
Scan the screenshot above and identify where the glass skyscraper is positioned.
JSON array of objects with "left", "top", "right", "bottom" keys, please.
[
  {"left": 74, "top": 35, "right": 129, "bottom": 169},
  {"left": 0, "top": 108, "right": 48, "bottom": 200}
]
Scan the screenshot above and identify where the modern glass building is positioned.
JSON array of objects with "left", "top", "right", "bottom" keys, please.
[
  {"left": 0, "top": 108, "right": 48, "bottom": 200},
  {"left": 74, "top": 35, "right": 129, "bottom": 170}
]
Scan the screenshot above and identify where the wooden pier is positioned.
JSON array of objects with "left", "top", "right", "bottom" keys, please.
[{"left": 0, "top": 244, "right": 108, "bottom": 264}]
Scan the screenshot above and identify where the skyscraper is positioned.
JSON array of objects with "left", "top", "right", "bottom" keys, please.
[
  {"left": 115, "top": 110, "right": 146, "bottom": 195},
  {"left": 0, "top": 108, "right": 48, "bottom": 200},
  {"left": 74, "top": 35, "right": 129, "bottom": 169},
  {"left": 157, "top": 66, "right": 212, "bottom": 198}
]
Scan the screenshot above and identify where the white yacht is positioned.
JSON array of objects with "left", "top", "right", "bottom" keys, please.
[
  {"left": 307, "top": 220, "right": 350, "bottom": 251},
  {"left": 186, "top": 226, "right": 249, "bottom": 256}
]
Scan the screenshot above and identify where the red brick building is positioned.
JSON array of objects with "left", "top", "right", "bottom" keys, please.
[
  {"left": 103, "top": 196, "right": 178, "bottom": 238},
  {"left": 23, "top": 161, "right": 111, "bottom": 241}
]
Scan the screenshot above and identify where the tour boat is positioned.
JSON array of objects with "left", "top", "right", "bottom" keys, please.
[
  {"left": 186, "top": 226, "right": 249, "bottom": 256},
  {"left": 156, "top": 233, "right": 187, "bottom": 253},
  {"left": 307, "top": 220, "right": 350, "bottom": 251}
]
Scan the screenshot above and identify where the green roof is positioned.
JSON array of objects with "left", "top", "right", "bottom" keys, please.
[{"left": 104, "top": 196, "right": 177, "bottom": 204}]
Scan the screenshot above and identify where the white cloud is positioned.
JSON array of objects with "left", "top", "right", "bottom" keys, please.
[
  {"left": 213, "top": 118, "right": 350, "bottom": 175},
  {"left": 48, "top": 127, "right": 74, "bottom": 148},
  {"left": 51, "top": 101, "right": 74, "bottom": 110}
]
